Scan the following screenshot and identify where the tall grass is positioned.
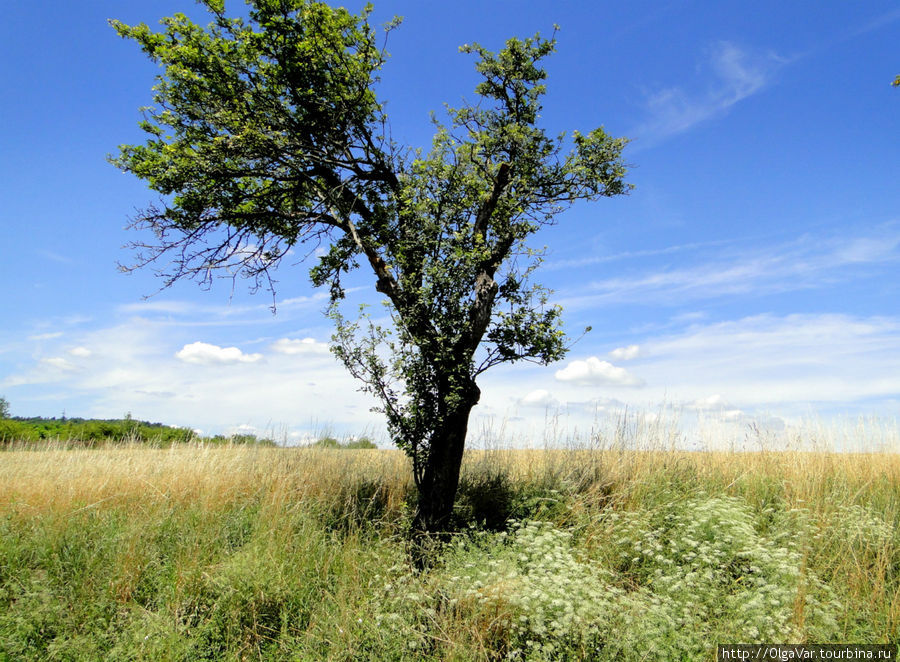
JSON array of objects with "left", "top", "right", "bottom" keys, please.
[{"left": 1, "top": 427, "right": 898, "bottom": 660}]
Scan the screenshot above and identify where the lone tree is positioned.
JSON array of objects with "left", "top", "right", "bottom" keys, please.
[{"left": 111, "top": 0, "right": 630, "bottom": 537}]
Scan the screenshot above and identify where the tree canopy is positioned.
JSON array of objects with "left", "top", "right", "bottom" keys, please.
[{"left": 112, "top": 0, "right": 631, "bottom": 537}]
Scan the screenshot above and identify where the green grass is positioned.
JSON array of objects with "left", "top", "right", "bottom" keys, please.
[{"left": 0, "top": 441, "right": 898, "bottom": 660}]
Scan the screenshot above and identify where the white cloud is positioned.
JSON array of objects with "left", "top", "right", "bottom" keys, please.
[
  {"left": 836, "top": 236, "right": 900, "bottom": 263},
  {"left": 40, "top": 357, "right": 77, "bottom": 372},
  {"left": 270, "top": 337, "right": 330, "bottom": 355},
  {"left": 609, "top": 344, "right": 641, "bottom": 361},
  {"left": 68, "top": 347, "right": 92, "bottom": 358},
  {"left": 119, "top": 292, "right": 331, "bottom": 320},
  {"left": 555, "top": 357, "right": 644, "bottom": 387},
  {"left": 470, "top": 312, "right": 900, "bottom": 444},
  {"left": 559, "top": 227, "right": 900, "bottom": 310},
  {"left": 687, "top": 395, "right": 745, "bottom": 421},
  {"left": 37, "top": 250, "right": 78, "bottom": 265},
  {"left": 544, "top": 238, "right": 732, "bottom": 271},
  {"left": 635, "top": 41, "right": 784, "bottom": 143},
  {"left": 119, "top": 301, "right": 198, "bottom": 315},
  {"left": 175, "top": 341, "right": 263, "bottom": 365},
  {"left": 3, "top": 316, "right": 381, "bottom": 436},
  {"left": 689, "top": 394, "right": 731, "bottom": 411},
  {"left": 520, "top": 389, "right": 558, "bottom": 408},
  {"left": 28, "top": 332, "right": 63, "bottom": 341},
  {"left": 637, "top": 314, "right": 900, "bottom": 410}
]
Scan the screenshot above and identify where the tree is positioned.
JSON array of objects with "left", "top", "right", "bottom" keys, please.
[
  {"left": 0, "top": 396, "right": 9, "bottom": 419},
  {"left": 111, "top": 0, "right": 630, "bottom": 540}
]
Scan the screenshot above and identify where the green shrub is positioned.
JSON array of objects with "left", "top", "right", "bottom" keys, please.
[{"left": 311, "top": 436, "right": 378, "bottom": 449}]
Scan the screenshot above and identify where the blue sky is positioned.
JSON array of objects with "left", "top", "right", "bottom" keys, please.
[{"left": 1, "top": 1, "right": 898, "bottom": 446}]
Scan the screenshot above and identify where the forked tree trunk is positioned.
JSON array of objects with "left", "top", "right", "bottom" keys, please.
[{"left": 411, "top": 381, "right": 480, "bottom": 543}]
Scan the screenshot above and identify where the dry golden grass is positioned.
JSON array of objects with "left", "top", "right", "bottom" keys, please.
[
  {"left": 0, "top": 444, "right": 401, "bottom": 508},
  {"left": 3, "top": 442, "right": 898, "bottom": 518}
]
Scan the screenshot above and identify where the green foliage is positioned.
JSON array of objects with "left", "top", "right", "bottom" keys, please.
[
  {"left": 311, "top": 435, "right": 378, "bottom": 449},
  {"left": 111, "top": 2, "right": 631, "bottom": 514},
  {"left": 312, "top": 435, "right": 342, "bottom": 449},
  {"left": 0, "top": 415, "right": 196, "bottom": 447},
  {"left": 344, "top": 436, "right": 378, "bottom": 449},
  {"left": 0, "top": 415, "right": 291, "bottom": 448},
  {"left": 324, "top": 32, "right": 630, "bottom": 475},
  {"left": 0, "top": 396, "right": 9, "bottom": 419},
  {"left": 109, "top": 0, "right": 394, "bottom": 291},
  {"left": 204, "top": 433, "right": 277, "bottom": 446},
  {"left": 453, "top": 463, "right": 587, "bottom": 530}
]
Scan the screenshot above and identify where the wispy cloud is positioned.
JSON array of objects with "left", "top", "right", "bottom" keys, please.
[
  {"left": 28, "top": 332, "right": 64, "bottom": 341},
  {"left": 828, "top": 7, "right": 900, "bottom": 49},
  {"left": 558, "top": 225, "right": 900, "bottom": 309},
  {"left": 639, "top": 313, "right": 900, "bottom": 407},
  {"left": 635, "top": 41, "right": 785, "bottom": 144},
  {"left": 37, "top": 250, "right": 79, "bottom": 266},
  {"left": 544, "top": 238, "right": 734, "bottom": 271},
  {"left": 118, "top": 291, "right": 331, "bottom": 322},
  {"left": 39, "top": 357, "right": 77, "bottom": 372}
]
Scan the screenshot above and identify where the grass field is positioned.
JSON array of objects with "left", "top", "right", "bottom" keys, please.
[{"left": 1, "top": 429, "right": 898, "bottom": 660}]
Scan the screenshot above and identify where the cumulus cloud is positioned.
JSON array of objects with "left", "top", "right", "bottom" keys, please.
[
  {"left": 175, "top": 342, "right": 263, "bottom": 365},
  {"left": 519, "top": 389, "right": 558, "bottom": 408},
  {"left": 68, "top": 347, "right": 92, "bottom": 358},
  {"left": 554, "top": 357, "right": 644, "bottom": 387},
  {"left": 270, "top": 337, "right": 330, "bottom": 355},
  {"left": 609, "top": 344, "right": 641, "bottom": 361}
]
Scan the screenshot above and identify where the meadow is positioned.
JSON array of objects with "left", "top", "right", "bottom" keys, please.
[{"left": 1, "top": 424, "right": 898, "bottom": 660}]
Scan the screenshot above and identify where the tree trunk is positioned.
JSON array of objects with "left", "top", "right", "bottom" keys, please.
[{"left": 411, "top": 380, "right": 480, "bottom": 542}]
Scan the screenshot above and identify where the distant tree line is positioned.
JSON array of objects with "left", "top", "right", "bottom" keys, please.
[
  {"left": 0, "top": 397, "right": 272, "bottom": 447},
  {"left": 309, "top": 436, "right": 378, "bottom": 450},
  {"left": 0, "top": 417, "right": 294, "bottom": 448},
  {"left": 0, "top": 396, "right": 379, "bottom": 449},
  {"left": 0, "top": 414, "right": 197, "bottom": 447}
]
